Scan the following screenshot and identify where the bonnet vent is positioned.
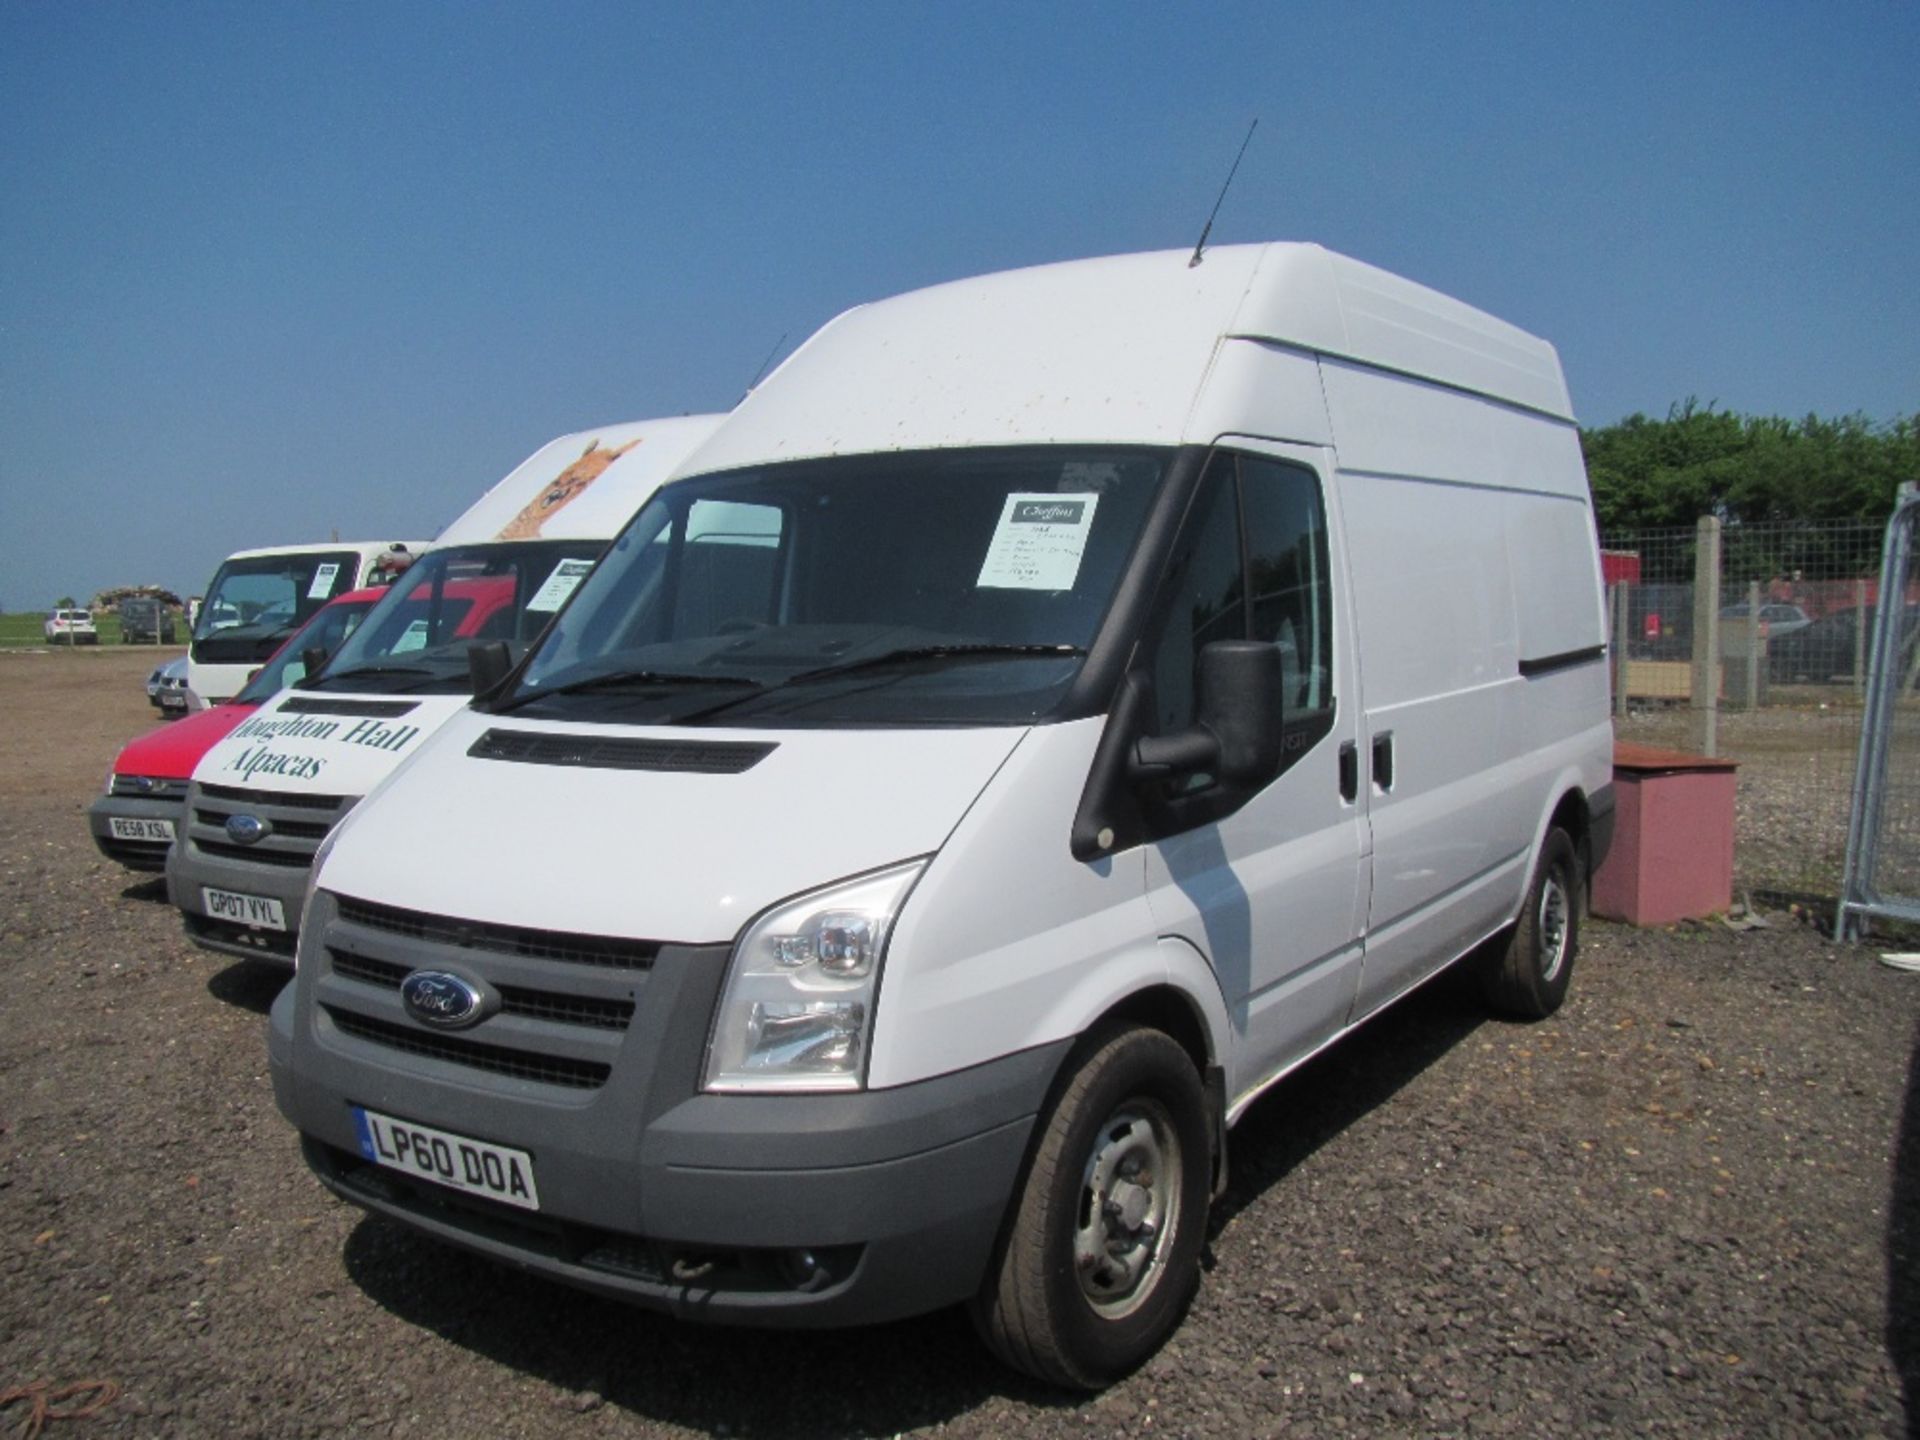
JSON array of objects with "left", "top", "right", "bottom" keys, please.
[
  {"left": 468, "top": 728, "right": 776, "bottom": 775},
  {"left": 278, "top": 697, "right": 420, "bottom": 718}
]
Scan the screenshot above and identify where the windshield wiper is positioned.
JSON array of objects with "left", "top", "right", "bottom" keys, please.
[
  {"left": 787, "top": 642, "right": 1087, "bottom": 684},
  {"left": 301, "top": 663, "right": 435, "bottom": 690},
  {"left": 673, "top": 644, "right": 1087, "bottom": 723},
  {"left": 495, "top": 668, "right": 763, "bottom": 713}
]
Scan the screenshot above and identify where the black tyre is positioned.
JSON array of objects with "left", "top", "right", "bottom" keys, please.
[
  {"left": 1482, "top": 827, "right": 1581, "bottom": 1019},
  {"left": 971, "top": 1024, "right": 1211, "bottom": 1389}
]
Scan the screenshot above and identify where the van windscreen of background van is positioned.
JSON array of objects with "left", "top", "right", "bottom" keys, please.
[
  {"left": 191, "top": 550, "right": 361, "bottom": 665},
  {"left": 507, "top": 446, "right": 1168, "bottom": 726},
  {"left": 231, "top": 598, "right": 380, "bottom": 703},
  {"left": 302, "top": 540, "right": 609, "bottom": 695}
]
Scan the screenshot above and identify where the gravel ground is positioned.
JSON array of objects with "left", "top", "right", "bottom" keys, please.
[{"left": 2, "top": 649, "right": 1915, "bottom": 1438}]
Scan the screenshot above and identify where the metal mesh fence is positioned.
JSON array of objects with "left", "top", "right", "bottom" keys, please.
[
  {"left": 1600, "top": 518, "right": 1893, "bottom": 902},
  {"left": 1839, "top": 491, "right": 1920, "bottom": 932}
]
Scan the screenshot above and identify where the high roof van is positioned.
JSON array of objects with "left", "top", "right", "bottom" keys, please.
[
  {"left": 171, "top": 414, "right": 722, "bottom": 964},
  {"left": 268, "top": 244, "right": 1613, "bottom": 1388},
  {"left": 188, "top": 541, "right": 428, "bottom": 703}
]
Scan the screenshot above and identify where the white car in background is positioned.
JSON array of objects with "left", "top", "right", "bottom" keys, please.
[
  {"left": 45, "top": 608, "right": 98, "bottom": 644},
  {"left": 145, "top": 656, "right": 197, "bottom": 716}
]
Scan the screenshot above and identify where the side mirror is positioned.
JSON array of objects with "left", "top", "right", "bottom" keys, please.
[
  {"left": 1130, "top": 640, "right": 1284, "bottom": 788},
  {"left": 468, "top": 640, "right": 513, "bottom": 699}
]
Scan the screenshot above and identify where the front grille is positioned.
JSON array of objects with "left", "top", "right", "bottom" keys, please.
[
  {"left": 193, "top": 810, "right": 331, "bottom": 840},
  {"left": 335, "top": 895, "right": 657, "bottom": 971},
  {"left": 199, "top": 784, "right": 345, "bottom": 812},
  {"left": 110, "top": 775, "right": 183, "bottom": 798},
  {"left": 328, "top": 950, "right": 635, "bottom": 1031},
  {"left": 188, "top": 784, "right": 350, "bottom": 870},
  {"left": 469, "top": 728, "right": 776, "bottom": 775},
  {"left": 323, "top": 1006, "right": 611, "bottom": 1089},
  {"left": 193, "top": 839, "right": 313, "bottom": 868}
]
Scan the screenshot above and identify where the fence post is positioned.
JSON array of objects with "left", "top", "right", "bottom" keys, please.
[
  {"left": 1690, "top": 516, "right": 1721, "bottom": 755},
  {"left": 1609, "top": 582, "right": 1630, "bottom": 717},
  {"left": 1854, "top": 578, "right": 1869, "bottom": 692},
  {"left": 1739, "top": 578, "right": 1762, "bottom": 710}
]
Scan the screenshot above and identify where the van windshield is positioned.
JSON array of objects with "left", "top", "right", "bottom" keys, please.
[
  {"left": 507, "top": 446, "right": 1167, "bottom": 726},
  {"left": 233, "top": 598, "right": 379, "bottom": 703},
  {"left": 305, "top": 540, "right": 609, "bottom": 694},
  {"left": 191, "top": 550, "right": 360, "bottom": 665}
]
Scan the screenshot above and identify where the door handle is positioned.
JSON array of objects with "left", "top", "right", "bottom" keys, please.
[
  {"left": 1338, "top": 740, "right": 1358, "bottom": 802},
  {"left": 1371, "top": 731, "right": 1394, "bottom": 792}
]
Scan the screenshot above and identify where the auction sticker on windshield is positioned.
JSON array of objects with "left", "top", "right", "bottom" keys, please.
[
  {"left": 526, "top": 557, "right": 595, "bottom": 612},
  {"left": 110, "top": 817, "right": 175, "bottom": 842},
  {"left": 353, "top": 1107, "right": 541, "bottom": 1210},
  {"left": 202, "top": 886, "right": 286, "bottom": 930},
  {"left": 977, "top": 493, "right": 1099, "bottom": 591}
]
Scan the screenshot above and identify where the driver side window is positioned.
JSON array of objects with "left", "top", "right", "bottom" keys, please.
[{"left": 1146, "top": 450, "right": 1335, "bottom": 782}]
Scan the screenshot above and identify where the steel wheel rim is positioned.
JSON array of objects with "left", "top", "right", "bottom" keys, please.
[
  {"left": 1073, "top": 1099, "right": 1181, "bottom": 1318},
  {"left": 1539, "top": 869, "right": 1570, "bottom": 983}
]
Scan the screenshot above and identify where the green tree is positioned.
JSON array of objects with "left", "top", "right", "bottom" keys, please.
[{"left": 1581, "top": 401, "right": 1918, "bottom": 534}]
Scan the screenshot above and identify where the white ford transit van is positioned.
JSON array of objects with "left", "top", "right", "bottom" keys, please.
[
  {"left": 189, "top": 541, "right": 427, "bottom": 703},
  {"left": 173, "top": 415, "right": 721, "bottom": 963},
  {"left": 268, "top": 244, "right": 1613, "bottom": 1388}
]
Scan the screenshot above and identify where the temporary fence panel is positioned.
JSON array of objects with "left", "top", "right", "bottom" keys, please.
[
  {"left": 1602, "top": 515, "right": 1892, "bottom": 902},
  {"left": 1838, "top": 484, "right": 1920, "bottom": 937}
]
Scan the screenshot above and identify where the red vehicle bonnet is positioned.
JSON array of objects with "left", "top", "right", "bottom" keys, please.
[{"left": 113, "top": 703, "right": 259, "bottom": 781}]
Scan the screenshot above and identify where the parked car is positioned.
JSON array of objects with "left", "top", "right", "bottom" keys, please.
[
  {"left": 1720, "top": 600, "right": 1812, "bottom": 638},
  {"left": 119, "top": 596, "right": 178, "bottom": 643},
  {"left": 45, "top": 608, "right": 98, "bottom": 644},
  {"left": 1768, "top": 604, "right": 1920, "bottom": 683},
  {"left": 145, "top": 656, "right": 196, "bottom": 716}
]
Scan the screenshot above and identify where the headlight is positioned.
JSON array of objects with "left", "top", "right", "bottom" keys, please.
[{"left": 703, "top": 859, "right": 927, "bottom": 1093}]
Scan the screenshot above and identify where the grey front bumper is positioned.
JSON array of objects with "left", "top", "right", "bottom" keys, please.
[
  {"left": 169, "top": 839, "right": 310, "bottom": 964},
  {"left": 268, "top": 909, "right": 1068, "bottom": 1328},
  {"left": 87, "top": 794, "right": 183, "bottom": 872}
]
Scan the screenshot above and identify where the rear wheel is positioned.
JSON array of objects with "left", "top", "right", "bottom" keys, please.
[
  {"left": 1482, "top": 827, "right": 1581, "bottom": 1019},
  {"left": 971, "top": 1024, "right": 1211, "bottom": 1389}
]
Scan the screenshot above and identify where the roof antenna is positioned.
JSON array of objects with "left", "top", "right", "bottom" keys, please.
[
  {"left": 1188, "top": 118, "right": 1258, "bottom": 269},
  {"left": 741, "top": 331, "right": 789, "bottom": 400}
]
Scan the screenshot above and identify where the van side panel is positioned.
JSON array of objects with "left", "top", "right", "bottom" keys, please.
[
  {"left": 1318, "top": 359, "right": 1589, "bottom": 498},
  {"left": 1323, "top": 361, "right": 1598, "bottom": 1016}
]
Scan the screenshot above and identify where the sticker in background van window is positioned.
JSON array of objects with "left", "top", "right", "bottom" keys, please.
[
  {"left": 390, "top": 618, "right": 431, "bottom": 653},
  {"left": 526, "top": 558, "right": 596, "bottom": 612},
  {"left": 976, "top": 493, "right": 1100, "bottom": 591},
  {"left": 307, "top": 563, "right": 341, "bottom": 600}
]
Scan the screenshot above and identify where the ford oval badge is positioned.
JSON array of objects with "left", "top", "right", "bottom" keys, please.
[
  {"left": 401, "top": 970, "right": 487, "bottom": 1029},
  {"left": 225, "top": 814, "right": 270, "bottom": 845}
]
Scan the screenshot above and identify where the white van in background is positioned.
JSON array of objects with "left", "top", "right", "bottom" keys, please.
[
  {"left": 171, "top": 415, "right": 723, "bottom": 964},
  {"left": 189, "top": 541, "right": 426, "bottom": 703},
  {"left": 269, "top": 245, "right": 1612, "bottom": 1387}
]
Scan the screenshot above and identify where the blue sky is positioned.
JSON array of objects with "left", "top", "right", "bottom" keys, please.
[{"left": 2, "top": 1, "right": 1915, "bottom": 609}]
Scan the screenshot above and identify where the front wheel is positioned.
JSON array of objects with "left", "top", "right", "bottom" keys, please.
[
  {"left": 971, "top": 1024, "right": 1211, "bottom": 1389},
  {"left": 1482, "top": 826, "right": 1581, "bottom": 1019}
]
